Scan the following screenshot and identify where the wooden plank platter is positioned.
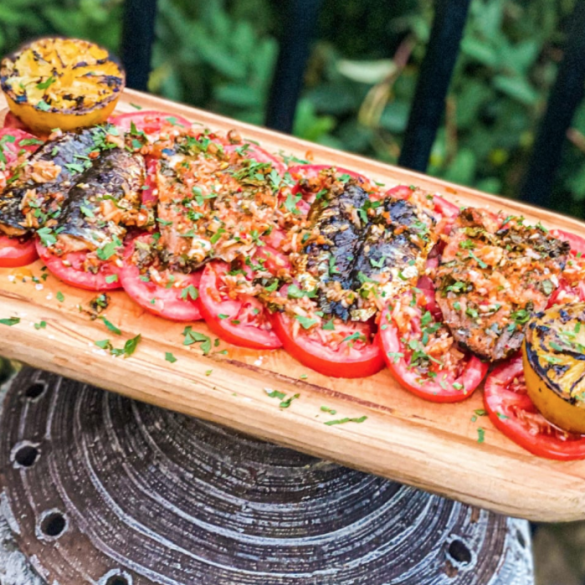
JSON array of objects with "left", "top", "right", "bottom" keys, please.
[{"left": 2, "top": 89, "right": 585, "bottom": 522}]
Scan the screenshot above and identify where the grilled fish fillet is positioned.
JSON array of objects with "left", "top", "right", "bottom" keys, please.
[
  {"left": 435, "top": 207, "right": 569, "bottom": 361},
  {"left": 55, "top": 148, "right": 145, "bottom": 252},
  {"left": 0, "top": 126, "right": 109, "bottom": 236}
]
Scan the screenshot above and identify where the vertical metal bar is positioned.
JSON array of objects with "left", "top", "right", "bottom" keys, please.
[
  {"left": 265, "top": 0, "right": 324, "bottom": 133},
  {"left": 120, "top": 0, "right": 158, "bottom": 91},
  {"left": 399, "top": 0, "right": 472, "bottom": 172},
  {"left": 521, "top": 0, "right": 585, "bottom": 207}
]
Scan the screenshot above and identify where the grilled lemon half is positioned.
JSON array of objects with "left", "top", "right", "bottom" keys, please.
[
  {"left": 0, "top": 37, "right": 125, "bottom": 133},
  {"left": 523, "top": 302, "right": 585, "bottom": 433}
]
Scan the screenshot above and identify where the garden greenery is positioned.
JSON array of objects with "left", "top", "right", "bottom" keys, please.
[{"left": 0, "top": 0, "right": 583, "bottom": 215}]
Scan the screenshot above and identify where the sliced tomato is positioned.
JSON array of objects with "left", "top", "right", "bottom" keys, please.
[
  {"left": 0, "top": 235, "right": 38, "bottom": 267},
  {"left": 271, "top": 311, "right": 383, "bottom": 378},
  {"left": 0, "top": 128, "right": 42, "bottom": 159},
  {"left": 3, "top": 112, "right": 32, "bottom": 133},
  {"left": 378, "top": 291, "right": 487, "bottom": 402},
  {"left": 119, "top": 233, "right": 202, "bottom": 321},
  {"left": 199, "top": 261, "right": 281, "bottom": 350},
  {"left": 484, "top": 355, "right": 585, "bottom": 460},
  {"left": 108, "top": 110, "right": 192, "bottom": 139},
  {"left": 36, "top": 240, "right": 122, "bottom": 291}
]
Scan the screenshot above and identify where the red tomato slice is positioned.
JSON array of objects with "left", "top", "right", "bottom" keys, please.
[
  {"left": 120, "top": 233, "right": 202, "bottom": 321},
  {"left": 108, "top": 110, "right": 192, "bottom": 138},
  {"left": 0, "top": 235, "right": 38, "bottom": 267},
  {"left": 0, "top": 128, "right": 41, "bottom": 161},
  {"left": 199, "top": 261, "right": 281, "bottom": 350},
  {"left": 484, "top": 355, "right": 585, "bottom": 460},
  {"left": 378, "top": 291, "right": 487, "bottom": 402},
  {"left": 36, "top": 240, "right": 122, "bottom": 291},
  {"left": 271, "top": 310, "right": 383, "bottom": 378},
  {"left": 3, "top": 112, "right": 32, "bottom": 133}
]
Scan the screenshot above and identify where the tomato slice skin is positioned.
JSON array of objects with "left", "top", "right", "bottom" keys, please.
[
  {"left": 484, "top": 355, "right": 585, "bottom": 460},
  {"left": 120, "top": 234, "right": 202, "bottom": 321},
  {"left": 0, "top": 235, "right": 38, "bottom": 267},
  {"left": 36, "top": 240, "right": 122, "bottom": 291},
  {"left": 378, "top": 295, "right": 488, "bottom": 402},
  {"left": 270, "top": 311, "right": 384, "bottom": 378},
  {"left": 199, "top": 261, "right": 281, "bottom": 350}
]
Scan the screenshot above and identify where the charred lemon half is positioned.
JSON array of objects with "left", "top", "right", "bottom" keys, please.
[
  {"left": 0, "top": 37, "right": 124, "bottom": 133},
  {"left": 523, "top": 302, "right": 585, "bottom": 433}
]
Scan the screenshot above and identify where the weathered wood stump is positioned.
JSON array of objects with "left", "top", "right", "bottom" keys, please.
[{"left": 0, "top": 368, "right": 533, "bottom": 584}]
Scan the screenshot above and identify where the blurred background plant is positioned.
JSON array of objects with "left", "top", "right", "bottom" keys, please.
[{"left": 0, "top": 0, "right": 584, "bottom": 217}]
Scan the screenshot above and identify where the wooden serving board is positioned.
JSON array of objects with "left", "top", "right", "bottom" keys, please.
[{"left": 2, "top": 89, "right": 585, "bottom": 522}]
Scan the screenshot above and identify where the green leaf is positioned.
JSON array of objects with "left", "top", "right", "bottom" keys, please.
[
  {"left": 123, "top": 334, "right": 141, "bottom": 357},
  {"left": 0, "top": 317, "right": 20, "bottom": 326},
  {"left": 100, "top": 316, "right": 121, "bottom": 335},
  {"left": 165, "top": 352, "right": 178, "bottom": 363},
  {"left": 493, "top": 75, "right": 539, "bottom": 106}
]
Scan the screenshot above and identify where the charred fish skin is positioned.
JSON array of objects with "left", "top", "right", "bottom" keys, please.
[
  {"left": 55, "top": 148, "right": 145, "bottom": 251},
  {"left": 436, "top": 208, "right": 569, "bottom": 361},
  {"left": 0, "top": 127, "right": 106, "bottom": 236},
  {"left": 304, "top": 181, "right": 369, "bottom": 320},
  {"left": 350, "top": 197, "right": 435, "bottom": 319}
]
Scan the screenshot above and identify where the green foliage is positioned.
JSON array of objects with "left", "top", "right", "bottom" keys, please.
[{"left": 1, "top": 0, "right": 584, "bottom": 216}]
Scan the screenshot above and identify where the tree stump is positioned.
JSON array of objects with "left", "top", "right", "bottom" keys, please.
[{"left": 0, "top": 368, "right": 534, "bottom": 584}]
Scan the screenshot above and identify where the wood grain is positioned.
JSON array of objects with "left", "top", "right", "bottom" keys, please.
[
  {"left": 0, "top": 368, "right": 534, "bottom": 585},
  {"left": 0, "top": 90, "right": 584, "bottom": 522}
]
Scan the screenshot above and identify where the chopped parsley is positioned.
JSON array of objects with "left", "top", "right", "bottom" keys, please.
[
  {"left": 182, "top": 326, "right": 212, "bottom": 355},
  {"left": 165, "top": 352, "right": 178, "bottom": 363},
  {"left": 180, "top": 285, "right": 199, "bottom": 301},
  {"left": 325, "top": 415, "right": 368, "bottom": 426},
  {"left": 295, "top": 315, "right": 317, "bottom": 329},
  {"left": 320, "top": 406, "right": 337, "bottom": 415},
  {"left": 34, "top": 321, "right": 47, "bottom": 330},
  {"left": 100, "top": 316, "right": 121, "bottom": 335},
  {"left": 56, "top": 291, "right": 65, "bottom": 303},
  {"left": 0, "top": 317, "right": 20, "bottom": 326}
]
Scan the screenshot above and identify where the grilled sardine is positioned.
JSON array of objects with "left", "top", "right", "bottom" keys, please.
[
  {"left": 0, "top": 126, "right": 110, "bottom": 236},
  {"left": 436, "top": 207, "right": 569, "bottom": 361},
  {"left": 55, "top": 148, "right": 145, "bottom": 252}
]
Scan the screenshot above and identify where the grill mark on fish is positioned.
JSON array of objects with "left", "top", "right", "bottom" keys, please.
[
  {"left": 304, "top": 182, "right": 368, "bottom": 320},
  {"left": 436, "top": 207, "right": 569, "bottom": 361},
  {"left": 0, "top": 127, "right": 104, "bottom": 236},
  {"left": 302, "top": 183, "right": 435, "bottom": 321},
  {"left": 55, "top": 148, "right": 145, "bottom": 251}
]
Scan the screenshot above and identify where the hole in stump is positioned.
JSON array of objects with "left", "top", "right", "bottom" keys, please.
[
  {"left": 14, "top": 445, "right": 39, "bottom": 468},
  {"left": 106, "top": 578, "right": 129, "bottom": 585},
  {"left": 40, "top": 512, "right": 66, "bottom": 538},
  {"left": 517, "top": 529, "right": 527, "bottom": 548},
  {"left": 447, "top": 539, "right": 472, "bottom": 565},
  {"left": 25, "top": 382, "right": 46, "bottom": 400}
]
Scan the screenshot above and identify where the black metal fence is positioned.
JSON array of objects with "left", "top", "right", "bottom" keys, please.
[{"left": 121, "top": 0, "right": 585, "bottom": 209}]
